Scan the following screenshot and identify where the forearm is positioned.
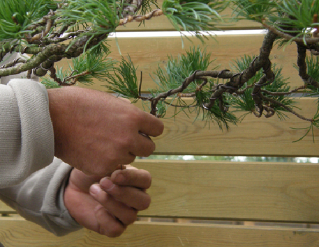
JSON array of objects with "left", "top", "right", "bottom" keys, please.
[
  {"left": 0, "top": 79, "right": 54, "bottom": 188},
  {"left": 0, "top": 158, "right": 82, "bottom": 236}
]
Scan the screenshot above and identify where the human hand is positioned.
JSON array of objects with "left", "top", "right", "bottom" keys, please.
[
  {"left": 64, "top": 165, "right": 151, "bottom": 237},
  {"left": 47, "top": 87, "right": 163, "bottom": 176}
]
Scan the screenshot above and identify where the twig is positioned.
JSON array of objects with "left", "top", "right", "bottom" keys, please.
[
  {"left": 118, "top": 9, "right": 163, "bottom": 26},
  {"left": 26, "top": 10, "right": 55, "bottom": 42},
  {"left": 0, "top": 58, "right": 26, "bottom": 69},
  {"left": 261, "top": 86, "right": 306, "bottom": 96},
  {"left": 260, "top": 94, "right": 312, "bottom": 122},
  {"left": 139, "top": 71, "right": 143, "bottom": 97},
  {"left": 163, "top": 101, "right": 197, "bottom": 108},
  {"left": 63, "top": 70, "right": 90, "bottom": 84},
  {"left": 262, "top": 20, "right": 319, "bottom": 45},
  {"left": 234, "top": 84, "right": 255, "bottom": 95}
]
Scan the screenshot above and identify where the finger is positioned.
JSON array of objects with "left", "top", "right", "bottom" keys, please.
[
  {"left": 90, "top": 184, "right": 137, "bottom": 225},
  {"left": 99, "top": 178, "right": 151, "bottom": 210},
  {"left": 106, "top": 147, "right": 136, "bottom": 168},
  {"left": 115, "top": 152, "right": 136, "bottom": 166},
  {"left": 138, "top": 111, "right": 164, "bottom": 137},
  {"left": 68, "top": 168, "right": 102, "bottom": 193},
  {"left": 111, "top": 169, "right": 152, "bottom": 189},
  {"left": 129, "top": 133, "right": 156, "bottom": 157},
  {"left": 94, "top": 204, "right": 126, "bottom": 237}
]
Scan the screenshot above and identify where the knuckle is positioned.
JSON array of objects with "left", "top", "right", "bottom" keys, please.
[
  {"left": 129, "top": 109, "right": 142, "bottom": 124},
  {"left": 117, "top": 137, "right": 131, "bottom": 150}
]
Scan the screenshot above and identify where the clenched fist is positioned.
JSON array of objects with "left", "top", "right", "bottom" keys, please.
[
  {"left": 47, "top": 87, "right": 163, "bottom": 176},
  {"left": 64, "top": 165, "right": 152, "bottom": 237}
]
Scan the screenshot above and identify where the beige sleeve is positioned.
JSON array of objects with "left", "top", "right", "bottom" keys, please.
[
  {"left": 0, "top": 79, "right": 54, "bottom": 188},
  {"left": 0, "top": 158, "right": 82, "bottom": 236},
  {"left": 0, "top": 79, "right": 81, "bottom": 235}
]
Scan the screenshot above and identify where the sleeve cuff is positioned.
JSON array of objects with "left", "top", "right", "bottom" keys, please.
[{"left": 9, "top": 79, "right": 55, "bottom": 177}]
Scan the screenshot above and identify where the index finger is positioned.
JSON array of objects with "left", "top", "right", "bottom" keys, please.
[
  {"left": 110, "top": 169, "right": 152, "bottom": 189},
  {"left": 138, "top": 111, "right": 164, "bottom": 137}
]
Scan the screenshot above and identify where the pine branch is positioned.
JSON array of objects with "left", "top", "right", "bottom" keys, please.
[
  {"left": 119, "top": 9, "right": 163, "bottom": 26},
  {"left": 260, "top": 94, "right": 312, "bottom": 122},
  {"left": 262, "top": 20, "right": 319, "bottom": 45}
]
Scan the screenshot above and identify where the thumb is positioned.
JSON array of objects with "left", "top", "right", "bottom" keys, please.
[
  {"left": 69, "top": 168, "right": 103, "bottom": 193},
  {"left": 69, "top": 165, "right": 125, "bottom": 193}
]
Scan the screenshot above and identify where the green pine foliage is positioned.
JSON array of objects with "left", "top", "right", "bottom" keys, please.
[
  {"left": 151, "top": 47, "right": 237, "bottom": 129},
  {"left": 0, "top": 0, "right": 57, "bottom": 40},
  {"left": 41, "top": 67, "right": 65, "bottom": 89},
  {"left": 139, "top": 0, "right": 159, "bottom": 16},
  {"left": 231, "top": 0, "right": 319, "bottom": 41},
  {"left": 57, "top": 0, "right": 122, "bottom": 35},
  {"left": 195, "top": 95, "right": 238, "bottom": 130},
  {"left": 269, "top": 0, "right": 319, "bottom": 35},
  {"left": 292, "top": 107, "right": 319, "bottom": 142},
  {"left": 162, "top": 0, "right": 225, "bottom": 36},
  {"left": 231, "top": 0, "right": 276, "bottom": 23},
  {"left": 230, "top": 55, "right": 295, "bottom": 121},
  {"left": 72, "top": 47, "right": 115, "bottom": 84},
  {"left": 306, "top": 55, "right": 319, "bottom": 82},
  {"left": 152, "top": 46, "right": 215, "bottom": 93},
  {"left": 42, "top": 44, "right": 115, "bottom": 87},
  {"left": 1, "top": 0, "right": 319, "bottom": 140},
  {"left": 304, "top": 55, "right": 319, "bottom": 95},
  {"left": 104, "top": 56, "right": 140, "bottom": 99}
]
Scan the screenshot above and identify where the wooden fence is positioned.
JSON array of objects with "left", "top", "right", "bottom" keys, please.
[{"left": 1, "top": 2, "right": 319, "bottom": 246}]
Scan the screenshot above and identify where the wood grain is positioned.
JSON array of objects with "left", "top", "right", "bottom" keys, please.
[
  {"left": 0, "top": 202, "right": 15, "bottom": 214},
  {"left": 0, "top": 219, "right": 318, "bottom": 247},
  {"left": 2, "top": 160, "right": 319, "bottom": 222},
  {"left": 57, "top": 34, "right": 301, "bottom": 93},
  {"left": 138, "top": 98, "right": 319, "bottom": 157},
  {"left": 133, "top": 160, "right": 319, "bottom": 223}
]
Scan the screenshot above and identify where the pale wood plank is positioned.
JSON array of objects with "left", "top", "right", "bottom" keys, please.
[
  {"left": 56, "top": 34, "right": 301, "bottom": 92},
  {"left": 0, "top": 219, "right": 318, "bottom": 247},
  {"left": 0, "top": 202, "right": 15, "bottom": 214},
  {"left": 133, "top": 160, "right": 319, "bottom": 223},
  {"left": 140, "top": 98, "right": 319, "bottom": 156}
]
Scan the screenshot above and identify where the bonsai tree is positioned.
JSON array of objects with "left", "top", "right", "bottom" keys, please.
[{"left": 0, "top": 0, "right": 319, "bottom": 140}]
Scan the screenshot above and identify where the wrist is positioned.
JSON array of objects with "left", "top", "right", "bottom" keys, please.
[{"left": 47, "top": 88, "right": 75, "bottom": 160}]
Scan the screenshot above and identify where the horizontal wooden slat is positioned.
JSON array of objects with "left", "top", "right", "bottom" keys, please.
[
  {"left": 116, "top": 4, "right": 262, "bottom": 31},
  {"left": 2, "top": 161, "right": 319, "bottom": 222},
  {"left": 0, "top": 219, "right": 318, "bottom": 247},
  {"left": 58, "top": 34, "right": 301, "bottom": 93},
  {"left": 141, "top": 98, "right": 319, "bottom": 157},
  {"left": 0, "top": 202, "right": 15, "bottom": 214},
  {"left": 133, "top": 160, "right": 319, "bottom": 223}
]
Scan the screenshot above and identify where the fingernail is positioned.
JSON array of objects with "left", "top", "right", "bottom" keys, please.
[
  {"left": 100, "top": 177, "right": 115, "bottom": 191},
  {"left": 90, "top": 184, "right": 101, "bottom": 195}
]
